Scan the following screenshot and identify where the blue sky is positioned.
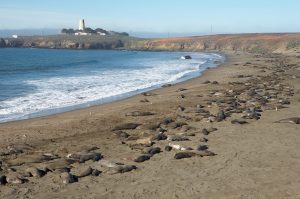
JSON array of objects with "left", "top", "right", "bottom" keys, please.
[{"left": 0, "top": 0, "right": 299, "bottom": 34}]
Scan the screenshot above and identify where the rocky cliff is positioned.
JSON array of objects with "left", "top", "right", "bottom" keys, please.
[
  {"left": 0, "top": 35, "right": 133, "bottom": 49},
  {"left": 1, "top": 33, "right": 300, "bottom": 52},
  {"left": 125, "top": 33, "right": 300, "bottom": 53}
]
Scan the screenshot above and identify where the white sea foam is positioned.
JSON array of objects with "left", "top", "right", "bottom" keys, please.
[{"left": 0, "top": 52, "right": 223, "bottom": 122}]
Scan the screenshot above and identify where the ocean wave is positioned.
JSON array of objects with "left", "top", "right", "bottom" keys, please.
[{"left": 0, "top": 51, "right": 223, "bottom": 122}]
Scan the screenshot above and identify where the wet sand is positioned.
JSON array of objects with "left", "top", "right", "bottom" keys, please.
[{"left": 0, "top": 50, "right": 300, "bottom": 199}]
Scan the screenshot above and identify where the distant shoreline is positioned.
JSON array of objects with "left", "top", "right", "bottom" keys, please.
[{"left": 1, "top": 33, "right": 300, "bottom": 52}]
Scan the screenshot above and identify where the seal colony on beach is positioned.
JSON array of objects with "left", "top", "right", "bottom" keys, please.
[{"left": 0, "top": 48, "right": 299, "bottom": 198}]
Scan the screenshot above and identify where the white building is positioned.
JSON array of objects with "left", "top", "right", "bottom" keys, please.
[
  {"left": 75, "top": 32, "right": 91, "bottom": 36},
  {"left": 97, "top": 32, "right": 107, "bottom": 36},
  {"left": 79, "top": 19, "right": 85, "bottom": 31},
  {"left": 12, "top": 35, "right": 18, "bottom": 38}
]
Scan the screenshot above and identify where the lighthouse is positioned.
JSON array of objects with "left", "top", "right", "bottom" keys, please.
[{"left": 79, "top": 19, "right": 85, "bottom": 31}]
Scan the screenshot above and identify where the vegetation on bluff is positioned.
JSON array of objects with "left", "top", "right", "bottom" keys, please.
[
  {"left": 0, "top": 33, "right": 300, "bottom": 52},
  {"left": 61, "top": 27, "right": 129, "bottom": 36}
]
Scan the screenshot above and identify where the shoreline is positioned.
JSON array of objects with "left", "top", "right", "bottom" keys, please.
[
  {"left": 0, "top": 50, "right": 225, "bottom": 124},
  {"left": 0, "top": 49, "right": 299, "bottom": 199}
]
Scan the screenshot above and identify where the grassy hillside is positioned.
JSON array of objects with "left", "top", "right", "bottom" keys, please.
[{"left": 125, "top": 33, "right": 300, "bottom": 53}]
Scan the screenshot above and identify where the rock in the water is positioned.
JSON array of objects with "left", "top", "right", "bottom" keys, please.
[
  {"left": 113, "top": 123, "right": 140, "bottom": 131},
  {"left": 125, "top": 111, "right": 154, "bottom": 117},
  {"left": 174, "top": 152, "right": 194, "bottom": 159},
  {"left": 181, "top": 55, "right": 192, "bottom": 59},
  {"left": 0, "top": 38, "right": 6, "bottom": 48},
  {"left": 134, "top": 154, "right": 151, "bottom": 163},
  {"left": 61, "top": 172, "right": 77, "bottom": 184}
]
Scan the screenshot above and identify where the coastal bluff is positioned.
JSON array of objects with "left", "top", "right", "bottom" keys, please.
[{"left": 1, "top": 33, "right": 300, "bottom": 52}]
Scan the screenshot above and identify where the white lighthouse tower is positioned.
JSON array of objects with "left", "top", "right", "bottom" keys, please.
[{"left": 79, "top": 19, "right": 85, "bottom": 31}]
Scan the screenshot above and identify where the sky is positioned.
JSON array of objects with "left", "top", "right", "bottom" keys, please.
[{"left": 0, "top": 0, "right": 299, "bottom": 35}]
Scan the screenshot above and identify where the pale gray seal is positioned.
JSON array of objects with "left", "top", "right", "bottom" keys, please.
[
  {"left": 113, "top": 123, "right": 140, "bottom": 131},
  {"left": 275, "top": 117, "right": 300, "bottom": 124}
]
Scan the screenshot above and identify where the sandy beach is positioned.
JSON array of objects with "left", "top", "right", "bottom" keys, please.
[{"left": 0, "top": 49, "right": 300, "bottom": 199}]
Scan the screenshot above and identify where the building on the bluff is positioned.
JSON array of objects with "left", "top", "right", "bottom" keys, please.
[{"left": 79, "top": 19, "right": 85, "bottom": 31}]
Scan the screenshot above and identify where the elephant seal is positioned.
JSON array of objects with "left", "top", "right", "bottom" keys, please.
[
  {"left": 174, "top": 152, "right": 194, "bottom": 159},
  {"left": 104, "top": 165, "right": 137, "bottom": 175},
  {"left": 6, "top": 172, "right": 27, "bottom": 184},
  {"left": 0, "top": 176, "right": 7, "bottom": 185},
  {"left": 78, "top": 167, "right": 93, "bottom": 178},
  {"left": 275, "top": 117, "right": 300, "bottom": 124},
  {"left": 134, "top": 154, "right": 151, "bottom": 163},
  {"left": 67, "top": 151, "right": 102, "bottom": 163},
  {"left": 61, "top": 172, "right": 77, "bottom": 184},
  {"left": 113, "top": 123, "right": 140, "bottom": 131},
  {"left": 7, "top": 144, "right": 34, "bottom": 154},
  {"left": 125, "top": 111, "right": 154, "bottom": 117},
  {"left": 231, "top": 119, "right": 248, "bottom": 124},
  {"left": 167, "top": 135, "right": 189, "bottom": 141},
  {"left": 174, "top": 150, "right": 216, "bottom": 159},
  {"left": 142, "top": 147, "right": 161, "bottom": 156},
  {"left": 26, "top": 167, "right": 44, "bottom": 178}
]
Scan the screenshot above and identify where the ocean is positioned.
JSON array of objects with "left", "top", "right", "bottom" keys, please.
[{"left": 0, "top": 48, "right": 224, "bottom": 123}]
